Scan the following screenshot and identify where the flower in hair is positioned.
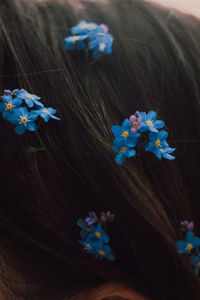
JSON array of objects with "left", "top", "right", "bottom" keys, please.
[
  {"left": 145, "top": 130, "right": 175, "bottom": 160},
  {"left": 8, "top": 107, "right": 39, "bottom": 135},
  {"left": 113, "top": 143, "right": 136, "bottom": 165},
  {"left": 65, "top": 34, "right": 88, "bottom": 51},
  {"left": 129, "top": 111, "right": 142, "bottom": 134},
  {"left": 88, "top": 31, "right": 114, "bottom": 58},
  {"left": 139, "top": 111, "right": 165, "bottom": 133},
  {"left": 3, "top": 89, "right": 21, "bottom": 96},
  {"left": 111, "top": 119, "right": 140, "bottom": 147},
  {"left": 0, "top": 95, "right": 22, "bottom": 120},
  {"left": 71, "top": 20, "right": 98, "bottom": 35},
  {"left": 176, "top": 231, "right": 200, "bottom": 254},
  {"left": 181, "top": 221, "right": 194, "bottom": 232},
  {"left": 36, "top": 107, "right": 60, "bottom": 122},
  {"left": 17, "top": 89, "right": 43, "bottom": 108},
  {"left": 77, "top": 212, "right": 115, "bottom": 261},
  {"left": 190, "top": 256, "right": 200, "bottom": 275}
]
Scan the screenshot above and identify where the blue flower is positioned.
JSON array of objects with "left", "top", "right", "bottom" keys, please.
[
  {"left": 80, "top": 236, "right": 103, "bottom": 255},
  {"left": 190, "top": 255, "right": 200, "bottom": 275},
  {"left": 17, "top": 89, "right": 43, "bottom": 108},
  {"left": 8, "top": 107, "right": 39, "bottom": 135},
  {"left": 65, "top": 34, "right": 88, "bottom": 50},
  {"left": 113, "top": 143, "right": 136, "bottom": 165},
  {"left": 95, "top": 244, "right": 115, "bottom": 261},
  {"left": 111, "top": 119, "right": 140, "bottom": 148},
  {"left": 139, "top": 111, "right": 165, "bottom": 133},
  {"left": 71, "top": 20, "right": 98, "bottom": 35},
  {"left": 0, "top": 95, "right": 22, "bottom": 120},
  {"left": 145, "top": 130, "right": 175, "bottom": 160},
  {"left": 3, "top": 89, "right": 21, "bottom": 96},
  {"left": 88, "top": 31, "right": 114, "bottom": 57},
  {"left": 87, "top": 223, "right": 110, "bottom": 244},
  {"left": 176, "top": 231, "right": 200, "bottom": 254},
  {"left": 77, "top": 218, "right": 94, "bottom": 239},
  {"left": 37, "top": 107, "right": 60, "bottom": 122}
]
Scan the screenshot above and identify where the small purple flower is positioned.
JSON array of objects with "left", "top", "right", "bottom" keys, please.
[
  {"left": 100, "top": 24, "right": 109, "bottom": 33},
  {"left": 100, "top": 211, "right": 115, "bottom": 223},
  {"left": 176, "top": 231, "right": 200, "bottom": 254},
  {"left": 181, "top": 221, "right": 194, "bottom": 232},
  {"left": 85, "top": 212, "right": 98, "bottom": 225},
  {"left": 129, "top": 111, "right": 142, "bottom": 134}
]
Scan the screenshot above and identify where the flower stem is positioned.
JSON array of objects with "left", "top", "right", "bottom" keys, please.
[{"left": 35, "top": 131, "right": 46, "bottom": 151}]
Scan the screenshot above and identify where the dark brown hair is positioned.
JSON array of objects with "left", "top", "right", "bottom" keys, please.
[{"left": 0, "top": 0, "right": 200, "bottom": 299}]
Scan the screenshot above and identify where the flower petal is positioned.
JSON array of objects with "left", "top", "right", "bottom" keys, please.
[
  {"left": 111, "top": 125, "right": 121, "bottom": 137},
  {"left": 115, "top": 152, "right": 125, "bottom": 165},
  {"left": 26, "top": 122, "right": 37, "bottom": 132},
  {"left": 15, "top": 124, "right": 26, "bottom": 135},
  {"left": 125, "top": 148, "right": 136, "bottom": 158},
  {"left": 147, "top": 110, "right": 157, "bottom": 121}
]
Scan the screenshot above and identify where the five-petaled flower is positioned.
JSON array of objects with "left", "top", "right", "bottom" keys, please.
[
  {"left": 145, "top": 130, "right": 175, "bottom": 160},
  {"left": 36, "top": 107, "right": 60, "bottom": 122},
  {"left": 176, "top": 231, "right": 200, "bottom": 254},
  {"left": 88, "top": 31, "right": 114, "bottom": 58},
  {"left": 71, "top": 20, "right": 98, "bottom": 35},
  {"left": 8, "top": 107, "right": 39, "bottom": 135},
  {"left": 139, "top": 111, "right": 165, "bottom": 133},
  {"left": 65, "top": 34, "right": 88, "bottom": 50},
  {"left": 190, "top": 255, "right": 200, "bottom": 275},
  {"left": 0, "top": 95, "right": 22, "bottom": 120},
  {"left": 17, "top": 89, "right": 43, "bottom": 108},
  {"left": 87, "top": 223, "right": 110, "bottom": 244},
  {"left": 112, "top": 119, "right": 139, "bottom": 147},
  {"left": 129, "top": 111, "right": 142, "bottom": 134}
]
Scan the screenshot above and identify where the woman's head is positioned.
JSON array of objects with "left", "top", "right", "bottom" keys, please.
[{"left": 0, "top": 0, "right": 200, "bottom": 299}]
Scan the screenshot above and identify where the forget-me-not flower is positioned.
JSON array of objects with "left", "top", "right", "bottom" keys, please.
[
  {"left": 112, "top": 119, "right": 140, "bottom": 148},
  {"left": 8, "top": 107, "right": 39, "bottom": 135},
  {"left": 17, "top": 89, "right": 43, "bottom": 108},
  {"left": 87, "top": 223, "right": 110, "bottom": 244},
  {"left": 129, "top": 111, "right": 142, "bottom": 134},
  {"left": 145, "top": 130, "right": 175, "bottom": 160},
  {"left": 36, "top": 107, "right": 60, "bottom": 122},
  {"left": 65, "top": 34, "right": 88, "bottom": 50},
  {"left": 88, "top": 31, "right": 114, "bottom": 57},
  {"left": 85, "top": 212, "right": 98, "bottom": 225},
  {"left": 139, "top": 111, "right": 165, "bottom": 133},
  {"left": 190, "top": 255, "right": 200, "bottom": 275},
  {"left": 71, "top": 20, "right": 98, "bottom": 35},
  {"left": 0, "top": 95, "right": 22, "bottom": 120},
  {"left": 176, "top": 231, "right": 200, "bottom": 254},
  {"left": 113, "top": 143, "right": 136, "bottom": 165}
]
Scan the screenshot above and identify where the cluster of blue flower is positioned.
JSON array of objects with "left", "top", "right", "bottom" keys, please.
[
  {"left": 65, "top": 20, "right": 114, "bottom": 58},
  {"left": 111, "top": 110, "right": 175, "bottom": 165},
  {"left": 0, "top": 89, "right": 60, "bottom": 135},
  {"left": 77, "top": 211, "right": 115, "bottom": 261},
  {"left": 176, "top": 221, "right": 200, "bottom": 275}
]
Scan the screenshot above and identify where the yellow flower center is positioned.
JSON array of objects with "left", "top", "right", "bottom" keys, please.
[
  {"left": 99, "top": 43, "right": 106, "bottom": 51},
  {"left": 20, "top": 116, "right": 28, "bottom": 125},
  {"left": 132, "top": 122, "right": 138, "bottom": 128},
  {"left": 95, "top": 232, "right": 101, "bottom": 239},
  {"left": 72, "top": 36, "right": 79, "bottom": 42},
  {"left": 186, "top": 243, "right": 193, "bottom": 251},
  {"left": 155, "top": 139, "right": 161, "bottom": 147},
  {"left": 27, "top": 94, "right": 34, "bottom": 99},
  {"left": 146, "top": 120, "right": 153, "bottom": 126},
  {"left": 42, "top": 109, "right": 50, "bottom": 114},
  {"left": 84, "top": 244, "right": 91, "bottom": 250},
  {"left": 120, "top": 146, "right": 127, "bottom": 153},
  {"left": 98, "top": 250, "right": 105, "bottom": 256},
  {"left": 6, "top": 103, "right": 13, "bottom": 110},
  {"left": 81, "top": 24, "right": 87, "bottom": 29},
  {"left": 122, "top": 131, "right": 128, "bottom": 138}
]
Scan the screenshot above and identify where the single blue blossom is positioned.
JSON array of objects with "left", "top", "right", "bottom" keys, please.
[
  {"left": 111, "top": 119, "right": 140, "bottom": 148},
  {"left": 95, "top": 244, "right": 115, "bottom": 261},
  {"left": 77, "top": 218, "right": 94, "bottom": 239},
  {"left": 87, "top": 223, "right": 110, "bottom": 244},
  {"left": 0, "top": 95, "right": 22, "bottom": 120},
  {"left": 113, "top": 143, "right": 136, "bottom": 165},
  {"left": 190, "top": 255, "right": 200, "bottom": 275},
  {"left": 145, "top": 130, "right": 175, "bottom": 160},
  {"left": 139, "top": 111, "right": 165, "bottom": 133},
  {"left": 88, "top": 32, "right": 114, "bottom": 57},
  {"left": 65, "top": 34, "right": 88, "bottom": 50},
  {"left": 176, "top": 231, "right": 200, "bottom": 254},
  {"left": 71, "top": 20, "right": 98, "bottom": 35},
  {"left": 8, "top": 107, "right": 39, "bottom": 135},
  {"left": 80, "top": 236, "right": 103, "bottom": 255},
  {"left": 17, "top": 89, "right": 43, "bottom": 108},
  {"left": 36, "top": 107, "right": 60, "bottom": 122},
  {"left": 85, "top": 212, "right": 98, "bottom": 225}
]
